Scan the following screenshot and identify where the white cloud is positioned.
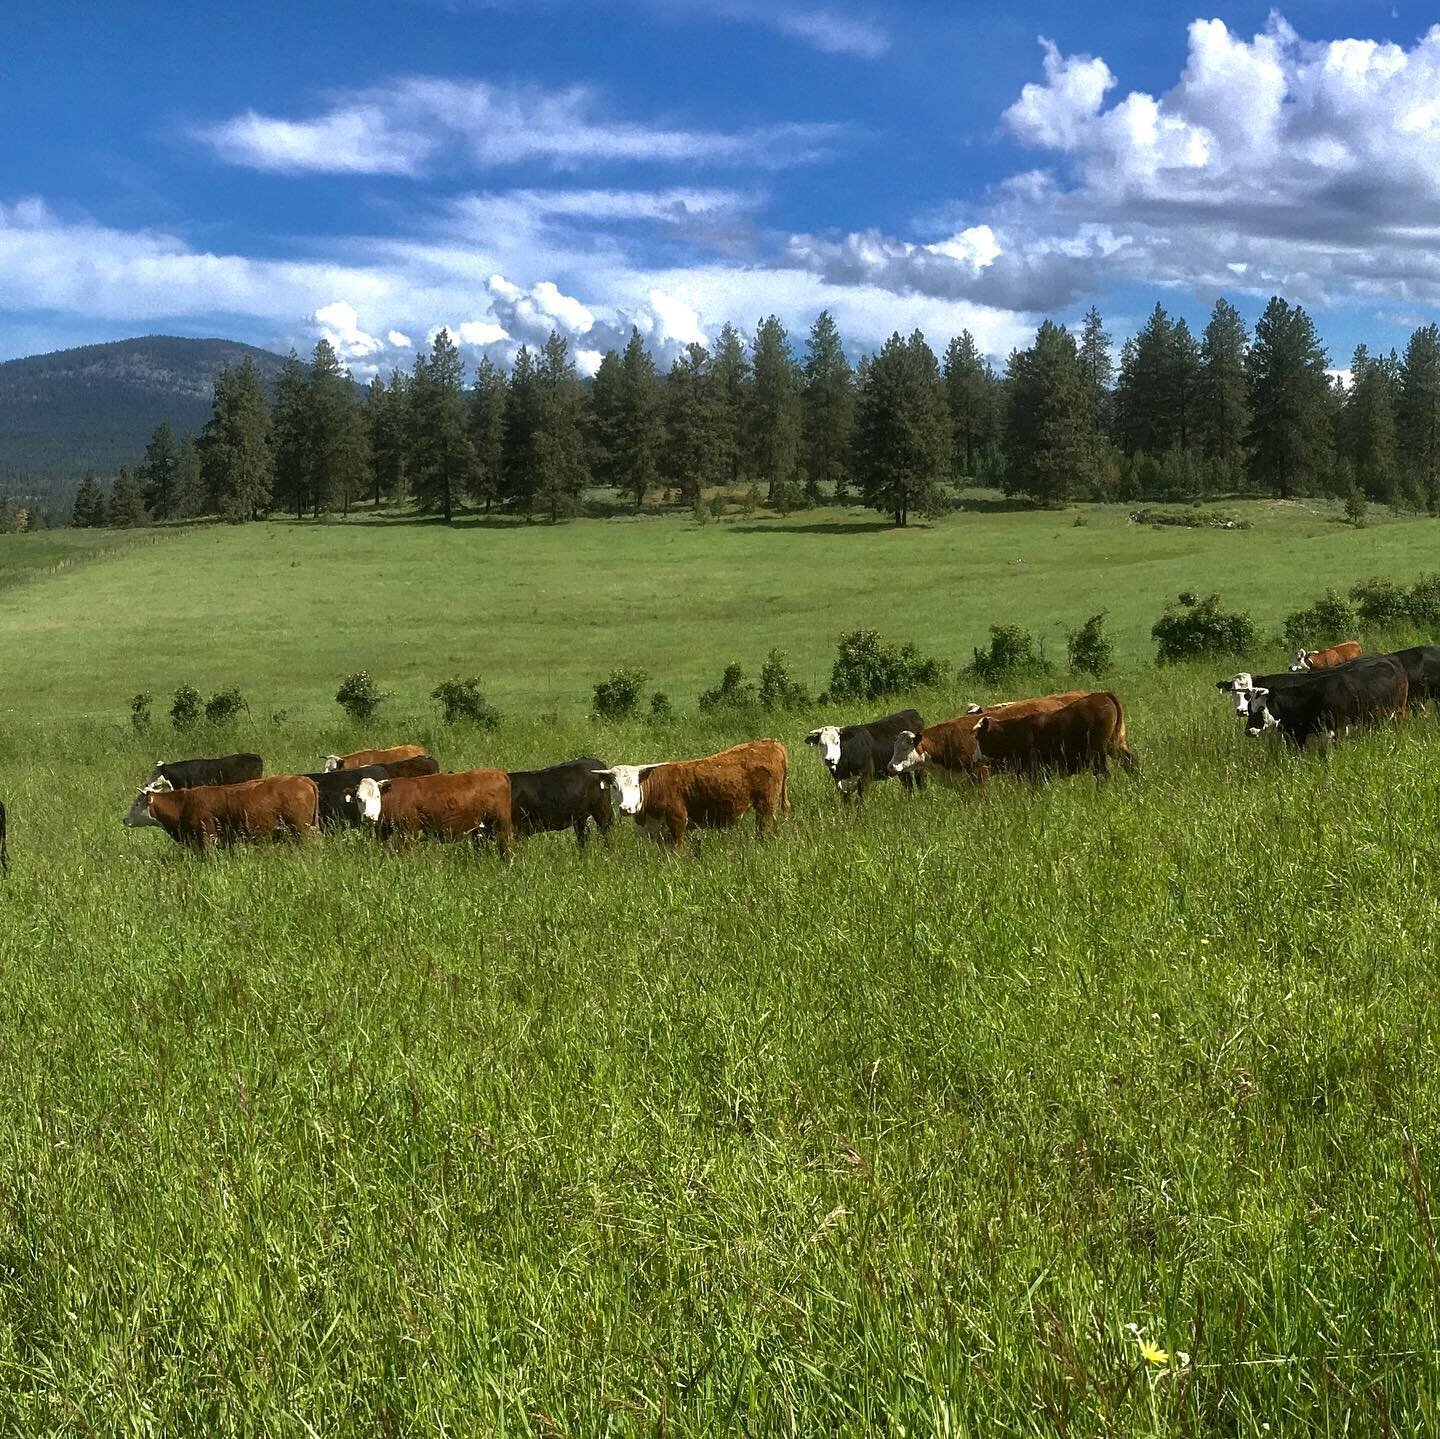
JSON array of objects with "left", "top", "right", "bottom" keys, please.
[
  {"left": 196, "top": 77, "right": 846, "bottom": 176},
  {"left": 772, "top": 9, "right": 889, "bottom": 58},
  {"left": 312, "top": 299, "right": 384, "bottom": 359},
  {"left": 386, "top": 328, "right": 413, "bottom": 348}
]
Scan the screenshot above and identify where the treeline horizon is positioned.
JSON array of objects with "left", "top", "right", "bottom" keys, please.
[{"left": 52, "top": 293, "right": 1440, "bottom": 533}]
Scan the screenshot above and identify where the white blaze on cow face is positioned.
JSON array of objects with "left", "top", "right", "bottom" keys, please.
[
  {"left": 123, "top": 774, "right": 173, "bottom": 827},
  {"left": 1244, "top": 686, "right": 1278, "bottom": 736},
  {"left": 1290, "top": 649, "right": 1313, "bottom": 673},
  {"left": 353, "top": 777, "right": 384, "bottom": 823},
  {"left": 807, "top": 726, "right": 842, "bottom": 773},
  {"left": 888, "top": 730, "right": 924, "bottom": 776},
  {"left": 323, "top": 754, "right": 342, "bottom": 773},
  {"left": 599, "top": 766, "right": 647, "bottom": 816},
  {"left": 1225, "top": 673, "right": 1257, "bottom": 718}
]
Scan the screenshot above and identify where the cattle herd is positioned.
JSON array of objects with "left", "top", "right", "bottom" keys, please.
[{"left": 0, "top": 635, "right": 1424, "bottom": 870}]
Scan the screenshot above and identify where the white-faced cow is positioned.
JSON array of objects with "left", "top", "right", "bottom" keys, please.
[
  {"left": 804, "top": 709, "right": 925, "bottom": 804},
  {"left": 1290, "top": 641, "right": 1363, "bottom": 672},
  {"left": 1238, "top": 654, "right": 1407, "bottom": 746},
  {"left": 323, "top": 744, "right": 427, "bottom": 773},
  {"left": 968, "top": 692, "right": 1138, "bottom": 780},
  {"left": 352, "top": 770, "right": 513, "bottom": 857},
  {"left": 123, "top": 775, "right": 318, "bottom": 850}
]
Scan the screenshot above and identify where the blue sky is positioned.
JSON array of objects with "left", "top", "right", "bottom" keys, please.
[{"left": 2, "top": 0, "right": 1438, "bottom": 374}]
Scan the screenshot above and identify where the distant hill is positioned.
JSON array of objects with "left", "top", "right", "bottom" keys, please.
[{"left": 0, "top": 336, "right": 288, "bottom": 495}]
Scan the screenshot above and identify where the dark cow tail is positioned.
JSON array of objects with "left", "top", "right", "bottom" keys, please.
[
  {"left": 0, "top": 800, "right": 7, "bottom": 875},
  {"left": 781, "top": 749, "right": 791, "bottom": 815},
  {"left": 1106, "top": 693, "right": 1140, "bottom": 774}
]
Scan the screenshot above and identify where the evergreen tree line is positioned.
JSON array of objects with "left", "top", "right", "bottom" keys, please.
[{"left": 83, "top": 296, "right": 1440, "bottom": 530}]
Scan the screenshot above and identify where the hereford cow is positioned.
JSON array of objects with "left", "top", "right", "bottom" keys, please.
[
  {"left": 302, "top": 756, "right": 442, "bottom": 829},
  {"left": 804, "top": 709, "right": 926, "bottom": 803},
  {"left": 597, "top": 740, "right": 789, "bottom": 850},
  {"left": 968, "top": 692, "right": 1138, "bottom": 780},
  {"left": 508, "top": 757, "right": 612, "bottom": 845},
  {"left": 1290, "top": 641, "right": 1363, "bottom": 672},
  {"left": 123, "top": 774, "right": 318, "bottom": 850},
  {"left": 324, "top": 744, "right": 427, "bottom": 772},
  {"left": 352, "top": 769, "right": 512, "bottom": 856},
  {"left": 144, "top": 752, "right": 263, "bottom": 789},
  {"left": 1238, "top": 654, "right": 1407, "bottom": 746},
  {"left": 887, "top": 691, "right": 1090, "bottom": 786}
]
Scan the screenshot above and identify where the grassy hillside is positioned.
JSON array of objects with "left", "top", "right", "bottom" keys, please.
[{"left": 1, "top": 503, "right": 1439, "bottom": 1432}]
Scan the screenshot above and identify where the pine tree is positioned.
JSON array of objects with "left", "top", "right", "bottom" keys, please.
[
  {"left": 408, "top": 330, "right": 474, "bottom": 523},
  {"left": 801, "top": 311, "right": 854, "bottom": 502},
  {"left": 1199, "top": 299, "right": 1250, "bottom": 486},
  {"left": 1078, "top": 306, "right": 1114, "bottom": 432},
  {"left": 199, "top": 359, "right": 273, "bottom": 521},
  {"left": 367, "top": 369, "right": 409, "bottom": 507},
  {"left": 1004, "top": 320, "right": 1098, "bottom": 504},
  {"left": 1398, "top": 323, "right": 1440, "bottom": 509},
  {"left": 1343, "top": 345, "right": 1399, "bottom": 501},
  {"left": 307, "top": 339, "right": 367, "bottom": 517},
  {"left": 1171, "top": 318, "right": 1202, "bottom": 451},
  {"left": 271, "top": 350, "right": 310, "bottom": 519},
  {"left": 504, "top": 344, "right": 541, "bottom": 518},
  {"left": 1245, "top": 296, "right": 1332, "bottom": 499},
  {"left": 175, "top": 433, "right": 205, "bottom": 518},
  {"left": 594, "top": 328, "right": 664, "bottom": 510},
  {"left": 467, "top": 358, "right": 507, "bottom": 513},
  {"left": 107, "top": 464, "right": 148, "bottom": 528},
  {"left": 70, "top": 472, "right": 106, "bottom": 527},
  {"left": 1113, "top": 303, "right": 1199, "bottom": 456},
  {"left": 139, "top": 423, "right": 180, "bottom": 520},
  {"left": 942, "top": 331, "right": 1000, "bottom": 479},
  {"left": 664, "top": 343, "right": 723, "bottom": 506},
  {"left": 748, "top": 316, "right": 803, "bottom": 510},
  {"left": 711, "top": 321, "right": 750, "bottom": 488},
  {"left": 533, "top": 331, "right": 591, "bottom": 522},
  {"left": 853, "top": 330, "right": 952, "bottom": 527}
]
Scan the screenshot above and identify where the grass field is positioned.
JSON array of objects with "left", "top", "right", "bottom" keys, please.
[{"left": 4, "top": 500, "right": 1440, "bottom": 1433}]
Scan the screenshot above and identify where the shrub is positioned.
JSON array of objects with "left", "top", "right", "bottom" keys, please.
[
  {"left": 1349, "top": 577, "right": 1410, "bottom": 628},
  {"left": 1152, "top": 593, "right": 1257, "bottom": 663},
  {"left": 203, "top": 686, "right": 248, "bottom": 724},
  {"left": 1408, "top": 573, "right": 1440, "bottom": 629},
  {"left": 1344, "top": 485, "right": 1368, "bottom": 529},
  {"left": 129, "top": 692, "right": 152, "bottom": 733},
  {"left": 1127, "top": 507, "right": 1250, "bottom": 530},
  {"left": 699, "top": 661, "right": 757, "bottom": 713},
  {"left": 1066, "top": 613, "right": 1113, "bottom": 678},
  {"left": 592, "top": 668, "right": 648, "bottom": 720},
  {"left": 336, "top": 671, "right": 388, "bottom": 723},
  {"left": 741, "top": 484, "right": 761, "bottom": 518},
  {"left": 649, "top": 691, "right": 673, "bottom": 720},
  {"left": 431, "top": 677, "right": 500, "bottom": 728},
  {"left": 828, "top": 629, "right": 942, "bottom": 704},
  {"left": 708, "top": 493, "right": 727, "bottom": 521},
  {"left": 1282, "top": 590, "right": 1357, "bottom": 650},
  {"left": 170, "top": 684, "right": 202, "bottom": 731},
  {"left": 967, "top": 625, "right": 1053, "bottom": 686},
  {"left": 758, "top": 649, "right": 810, "bottom": 711}
]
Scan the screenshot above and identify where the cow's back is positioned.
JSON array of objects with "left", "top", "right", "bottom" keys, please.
[
  {"left": 160, "top": 752, "right": 264, "bottom": 789},
  {"left": 650, "top": 740, "right": 786, "bottom": 827},
  {"left": 380, "top": 769, "right": 511, "bottom": 840}
]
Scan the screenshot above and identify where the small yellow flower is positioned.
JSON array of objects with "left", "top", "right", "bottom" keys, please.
[{"left": 1138, "top": 1338, "right": 1169, "bottom": 1366}]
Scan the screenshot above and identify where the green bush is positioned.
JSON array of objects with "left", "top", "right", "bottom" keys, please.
[
  {"left": 431, "top": 677, "right": 500, "bottom": 728},
  {"left": 1065, "top": 613, "right": 1113, "bottom": 678},
  {"left": 129, "top": 692, "right": 152, "bottom": 734},
  {"left": 967, "top": 625, "right": 1053, "bottom": 686},
  {"left": 592, "top": 668, "right": 648, "bottom": 720},
  {"left": 1282, "top": 590, "right": 1357, "bottom": 650},
  {"left": 699, "top": 661, "right": 757, "bottom": 714},
  {"left": 1152, "top": 593, "right": 1257, "bottom": 663},
  {"left": 336, "top": 671, "right": 388, "bottom": 723},
  {"left": 1408, "top": 573, "right": 1440, "bottom": 629},
  {"left": 170, "top": 684, "right": 202, "bottom": 731},
  {"left": 1344, "top": 485, "right": 1368, "bottom": 529},
  {"left": 649, "top": 691, "right": 673, "bottom": 720},
  {"left": 1349, "top": 577, "right": 1410, "bottom": 628},
  {"left": 828, "top": 629, "right": 941, "bottom": 704},
  {"left": 203, "top": 687, "right": 248, "bottom": 724},
  {"left": 758, "top": 649, "right": 810, "bottom": 711}
]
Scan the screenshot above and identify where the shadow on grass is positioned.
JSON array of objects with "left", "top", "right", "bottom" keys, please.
[{"left": 727, "top": 520, "right": 902, "bottom": 536}]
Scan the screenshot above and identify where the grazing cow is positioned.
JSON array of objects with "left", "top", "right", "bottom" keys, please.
[
  {"left": 1216, "top": 669, "right": 1316, "bottom": 722},
  {"left": 1238, "top": 654, "right": 1408, "bottom": 746},
  {"left": 123, "top": 775, "right": 319, "bottom": 850},
  {"left": 1387, "top": 645, "right": 1440, "bottom": 710},
  {"left": 302, "top": 756, "right": 442, "bottom": 829},
  {"left": 1290, "top": 641, "right": 1363, "bottom": 672},
  {"left": 597, "top": 740, "right": 789, "bottom": 850},
  {"left": 887, "top": 691, "right": 1090, "bottom": 786},
  {"left": 324, "top": 744, "right": 427, "bottom": 772},
  {"left": 144, "top": 753, "right": 263, "bottom": 789},
  {"left": 0, "top": 801, "right": 7, "bottom": 876},
  {"left": 968, "top": 692, "right": 1138, "bottom": 780},
  {"left": 352, "top": 769, "right": 512, "bottom": 856},
  {"left": 804, "top": 709, "right": 926, "bottom": 803},
  {"left": 508, "top": 757, "right": 613, "bottom": 845}
]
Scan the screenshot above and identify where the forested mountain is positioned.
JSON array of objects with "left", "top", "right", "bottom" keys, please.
[{"left": 0, "top": 336, "right": 287, "bottom": 491}]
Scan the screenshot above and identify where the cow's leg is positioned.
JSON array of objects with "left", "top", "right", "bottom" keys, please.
[
  {"left": 574, "top": 816, "right": 589, "bottom": 848},
  {"left": 666, "top": 812, "right": 687, "bottom": 851}
]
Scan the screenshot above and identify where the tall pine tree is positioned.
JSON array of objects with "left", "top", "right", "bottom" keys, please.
[
  {"left": 1245, "top": 297, "right": 1332, "bottom": 499},
  {"left": 1198, "top": 299, "right": 1250, "bottom": 487},
  {"left": 854, "top": 331, "right": 951, "bottom": 527},
  {"left": 1343, "top": 345, "right": 1398, "bottom": 502},
  {"left": 108, "top": 465, "right": 148, "bottom": 528},
  {"left": 306, "top": 339, "right": 367, "bottom": 517},
  {"left": 942, "top": 331, "right": 1000, "bottom": 479},
  {"left": 175, "top": 433, "right": 205, "bottom": 518},
  {"left": 140, "top": 423, "right": 179, "bottom": 520},
  {"left": 1398, "top": 323, "right": 1440, "bottom": 510},
  {"left": 596, "top": 328, "right": 664, "bottom": 510},
  {"left": 711, "top": 322, "right": 750, "bottom": 489},
  {"left": 199, "top": 359, "right": 273, "bottom": 521},
  {"left": 1004, "top": 321, "right": 1099, "bottom": 504},
  {"left": 467, "top": 357, "right": 507, "bottom": 513},
  {"left": 408, "top": 330, "right": 474, "bottom": 523},
  {"left": 664, "top": 343, "right": 723, "bottom": 506},
  {"left": 533, "top": 332, "right": 591, "bottom": 522},
  {"left": 70, "top": 472, "right": 106, "bottom": 527},
  {"left": 271, "top": 350, "right": 310, "bottom": 519},
  {"left": 504, "top": 344, "right": 542, "bottom": 518},
  {"left": 801, "top": 311, "right": 854, "bottom": 503},
  {"left": 747, "top": 316, "right": 803, "bottom": 511}
]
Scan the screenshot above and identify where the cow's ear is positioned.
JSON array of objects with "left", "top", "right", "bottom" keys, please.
[
  {"left": 378, "top": 779, "right": 394, "bottom": 792},
  {"left": 804, "top": 730, "right": 820, "bottom": 745},
  {"left": 913, "top": 727, "right": 924, "bottom": 743},
  {"left": 1252, "top": 686, "right": 1270, "bottom": 698},
  {"left": 972, "top": 717, "right": 989, "bottom": 733},
  {"left": 964, "top": 703, "right": 982, "bottom": 713}
]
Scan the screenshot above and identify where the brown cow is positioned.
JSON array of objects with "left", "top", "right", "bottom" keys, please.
[
  {"left": 324, "top": 744, "right": 427, "bottom": 772},
  {"left": 1291, "top": 641, "right": 1363, "bottom": 672},
  {"left": 971, "top": 692, "right": 1138, "bottom": 780},
  {"left": 123, "top": 774, "right": 319, "bottom": 850},
  {"left": 597, "top": 740, "right": 789, "bottom": 850},
  {"left": 352, "top": 769, "right": 512, "bottom": 857},
  {"left": 888, "top": 691, "right": 1090, "bottom": 786}
]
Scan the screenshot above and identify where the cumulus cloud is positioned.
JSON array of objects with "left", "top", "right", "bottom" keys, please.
[
  {"left": 312, "top": 299, "right": 385, "bottom": 359},
  {"left": 197, "top": 77, "right": 847, "bottom": 176}
]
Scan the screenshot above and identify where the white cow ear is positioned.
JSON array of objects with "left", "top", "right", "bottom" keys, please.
[{"left": 1253, "top": 686, "right": 1269, "bottom": 698}]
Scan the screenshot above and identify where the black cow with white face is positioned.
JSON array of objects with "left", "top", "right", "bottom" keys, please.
[
  {"left": 145, "top": 752, "right": 263, "bottom": 789},
  {"left": 307, "top": 756, "right": 442, "bottom": 828},
  {"left": 805, "top": 708, "right": 926, "bottom": 803},
  {"left": 1215, "top": 670, "right": 1314, "bottom": 724},
  {"left": 508, "top": 757, "right": 613, "bottom": 846},
  {"left": 1237, "top": 654, "right": 1408, "bottom": 746}
]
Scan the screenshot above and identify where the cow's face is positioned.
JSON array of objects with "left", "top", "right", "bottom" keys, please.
[
  {"left": 352, "top": 777, "right": 384, "bottom": 823},
  {"left": 598, "top": 766, "right": 647, "bottom": 815},
  {"left": 970, "top": 716, "right": 991, "bottom": 762},
  {"left": 1243, "top": 686, "right": 1278, "bottom": 736},
  {"left": 1290, "top": 649, "right": 1313, "bottom": 673},
  {"left": 123, "top": 774, "right": 172, "bottom": 827},
  {"left": 146, "top": 760, "right": 167, "bottom": 783},
  {"left": 1220, "top": 673, "right": 1257, "bottom": 718},
  {"left": 805, "top": 726, "right": 842, "bottom": 773},
  {"left": 888, "top": 730, "right": 926, "bottom": 776},
  {"left": 322, "top": 754, "right": 342, "bottom": 773}
]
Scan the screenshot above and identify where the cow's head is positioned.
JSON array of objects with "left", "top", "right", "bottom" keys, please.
[
  {"left": 970, "top": 715, "right": 993, "bottom": 762},
  {"left": 1290, "top": 649, "right": 1314, "bottom": 673},
  {"left": 805, "top": 726, "right": 842, "bottom": 773},
  {"left": 887, "top": 729, "right": 927, "bottom": 776},
  {"left": 123, "top": 774, "right": 173, "bottom": 827},
  {"left": 595, "top": 765, "right": 650, "bottom": 816},
  {"left": 351, "top": 776, "right": 388, "bottom": 823},
  {"left": 1217, "top": 672, "right": 1258, "bottom": 717},
  {"left": 963, "top": 703, "right": 983, "bottom": 714},
  {"left": 322, "top": 754, "right": 342, "bottom": 773},
  {"left": 146, "top": 760, "right": 167, "bottom": 783},
  {"left": 1241, "top": 685, "right": 1279, "bottom": 736}
]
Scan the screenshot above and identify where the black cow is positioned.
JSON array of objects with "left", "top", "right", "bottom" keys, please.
[
  {"left": 0, "top": 801, "right": 7, "bottom": 875},
  {"left": 307, "top": 756, "right": 442, "bottom": 828},
  {"left": 146, "top": 753, "right": 263, "bottom": 789},
  {"left": 508, "top": 757, "right": 613, "bottom": 845},
  {"left": 1239, "top": 654, "right": 1408, "bottom": 746},
  {"left": 1387, "top": 646, "right": 1440, "bottom": 709},
  {"left": 805, "top": 709, "right": 927, "bottom": 803}
]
